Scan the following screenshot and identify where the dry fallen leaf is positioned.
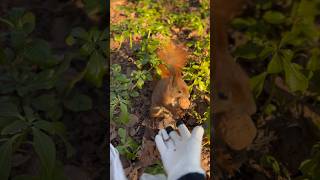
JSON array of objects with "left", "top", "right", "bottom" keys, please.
[{"left": 138, "top": 138, "right": 160, "bottom": 168}]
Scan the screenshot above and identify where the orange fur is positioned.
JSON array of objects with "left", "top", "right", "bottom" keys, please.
[{"left": 157, "top": 41, "right": 188, "bottom": 78}]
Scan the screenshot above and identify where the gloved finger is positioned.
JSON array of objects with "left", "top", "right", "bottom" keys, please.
[
  {"left": 191, "top": 126, "right": 204, "bottom": 141},
  {"left": 110, "top": 144, "right": 119, "bottom": 158},
  {"left": 169, "top": 131, "right": 181, "bottom": 144},
  {"left": 165, "top": 126, "right": 174, "bottom": 134},
  {"left": 176, "top": 120, "right": 191, "bottom": 139},
  {"left": 155, "top": 134, "right": 167, "bottom": 155},
  {"left": 110, "top": 144, "right": 127, "bottom": 180},
  {"left": 160, "top": 129, "right": 175, "bottom": 149}
]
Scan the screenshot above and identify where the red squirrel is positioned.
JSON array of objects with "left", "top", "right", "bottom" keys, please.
[
  {"left": 213, "top": 0, "right": 257, "bottom": 176},
  {"left": 150, "top": 41, "right": 190, "bottom": 119},
  {"left": 214, "top": 0, "right": 256, "bottom": 116}
]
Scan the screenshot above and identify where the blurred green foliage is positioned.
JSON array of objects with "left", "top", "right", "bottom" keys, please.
[
  {"left": 0, "top": 8, "right": 106, "bottom": 179},
  {"left": 231, "top": 0, "right": 320, "bottom": 178}
]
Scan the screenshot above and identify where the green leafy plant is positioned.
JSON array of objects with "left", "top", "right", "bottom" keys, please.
[
  {"left": 231, "top": 0, "right": 320, "bottom": 178},
  {"left": 110, "top": 64, "right": 140, "bottom": 120},
  {"left": 116, "top": 128, "right": 140, "bottom": 160},
  {"left": 185, "top": 35, "right": 210, "bottom": 93},
  {"left": 144, "top": 161, "right": 166, "bottom": 175},
  {"left": 0, "top": 8, "right": 103, "bottom": 179},
  {"left": 298, "top": 142, "right": 320, "bottom": 179},
  {"left": 231, "top": 0, "right": 320, "bottom": 111},
  {"left": 260, "top": 155, "right": 291, "bottom": 179},
  {"left": 66, "top": 26, "right": 108, "bottom": 88}
]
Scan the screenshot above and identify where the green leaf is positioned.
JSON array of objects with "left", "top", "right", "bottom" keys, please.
[
  {"left": 88, "top": 28, "right": 101, "bottom": 42},
  {"left": 267, "top": 52, "right": 283, "bottom": 74},
  {"left": 0, "top": 17, "right": 14, "bottom": 28},
  {"left": 264, "top": 104, "right": 277, "bottom": 115},
  {"left": 0, "top": 140, "right": 12, "bottom": 180},
  {"left": 299, "top": 159, "right": 314, "bottom": 176},
  {"left": 0, "top": 102, "right": 21, "bottom": 118},
  {"left": 7, "top": 8, "right": 25, "bottom": 24},
  {"left": 260, "top": 155, "right": 281, "bottom": 175},
  {"left": 18, "top": 69, "right": 58, "bottom": 96},
  {"left": 46, "top": 106, "right": 63, "bottom": 121},
  {"left": 118, "top": 128, "right": 126, "bottom": 144},
  {"left": 130, "top": 91, "right": 139, "bottom": 97},
  {"left": 280, "top": 31, "right": 303, "bottom": 47},
  {"left": 84, "top": 51, "right": 106, "bottom": 87},
  {"left": 0, "top": 102, "right": 23, "bottom": 128},
  {"left": 119, "top": 103, "right": 129, "bottom": 124},
  {"left": 144, "top": 161, "right": 165, "bottom": 175},
  {"left": 21, "top": 12, "right": 35, "bottom": 34},
  {"left": 51, "top": 122, "right": 75, "bottom": 158},
  {"left": 24, "top": 39, "right": 58, "bottom": 67},
  {"left": 233, "top": 42, "right": 263, "bottom": 60},
  {"left": 250, "top": 72, "right": 267, "bottom": 98},
  {"left": 231, "top": 17, "right": 256, "bottom": 29},
  {"left": 307, "top": 48, "right": 320, "bottom": 71},
  {"left": 283, "top": 59, "right": 308, "bottom": 92},
  {"left": 116, "top": 145, "right": 126, "bottom": 155},
  {"left": 32, "top": 128, "right": 56, "bottom": 178},
  {"left": 65, "top": 35, "right": 75, "bottom": 46},
  {"left": 259, "top": 45, "right": 275, "bottom": 60},
  {"left": 32, "top": 94, "right": 58, "bottom": 112},
  {"left": 136, "top": 79, "right": 144, "bottom": 89},
  {"left": 33, "top": 120, "right": 55, "bottom": 135},
  {"left": 263, "top": 11, "right": 286, "bottom": 24},
  {"left": 64, "top": 92, "right": 92, "bottom": 112},
  {"left": 80, "top": 43, "right": 95, "bottom": 55},
  {"left": 23, "top": 106, "right": 36, "bottom": 122},
  {"left": 10, "top": 30, "right": 27, "bottom": 48},
  {"left": 1, "top": 120, "right": 28, "bottom": 135},
  {"left": 70, "top": 27, "right": 88, "bottom": 40}
]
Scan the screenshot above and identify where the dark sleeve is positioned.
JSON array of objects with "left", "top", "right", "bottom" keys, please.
[{"left": 177, "top": 173, "right": 205, "bottom": 180}]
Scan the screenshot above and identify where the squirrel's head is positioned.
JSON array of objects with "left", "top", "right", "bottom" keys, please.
[{"left": 169, "top": 71, "right": 190, "bottom": 110}]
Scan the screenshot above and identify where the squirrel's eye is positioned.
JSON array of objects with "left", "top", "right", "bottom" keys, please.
[
  {"left": 178, "top": 90, "right": 182, "bottom": 94},
  {"left": 218, "top": 92, "right": 228, "bottom": 100}
]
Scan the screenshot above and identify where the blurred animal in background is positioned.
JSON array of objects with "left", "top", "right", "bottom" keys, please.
[{"left": 213, "top": 0, "right": 257, "bottom": 177}]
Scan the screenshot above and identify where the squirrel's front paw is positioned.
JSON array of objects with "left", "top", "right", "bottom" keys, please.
[{"left": 178, "top": 97, "right": 190, "bottom": 109}]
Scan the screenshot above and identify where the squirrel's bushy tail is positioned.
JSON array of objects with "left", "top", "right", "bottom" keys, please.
[{"left": 157, "top": 41, "right": 188, "bottom": 78}]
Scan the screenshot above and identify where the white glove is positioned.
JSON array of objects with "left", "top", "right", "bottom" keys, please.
[
  {"left": 140, "top": 173, "right": 167, "bottom": 180},
  {"left": 110, "top": 144, "right": 127, "bottom": 180},
  {"left": 155, "top": 121, "right": 205, "bottom": 180}
]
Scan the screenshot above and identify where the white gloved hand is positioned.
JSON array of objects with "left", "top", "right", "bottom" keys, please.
[
  {"left": 140, "top": 173, "right": 167, "bottom": 180},
  {"left": 110, "top": 144, "right": 127, "bottom": 180},
  {"left": 155, "top": 121, "right": 205, "bottom": 180}
]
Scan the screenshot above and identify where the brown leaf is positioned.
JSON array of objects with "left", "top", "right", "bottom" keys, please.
[{"left": 138, "top": 138, "right": 160, "bottom": 168}]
